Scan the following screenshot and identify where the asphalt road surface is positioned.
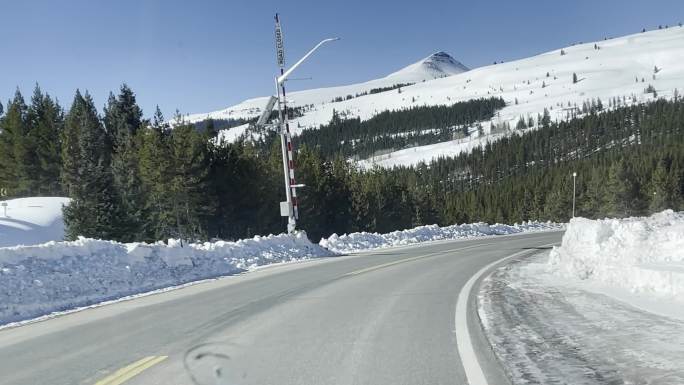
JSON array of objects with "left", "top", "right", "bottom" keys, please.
[{"left": 0, "top": 231, "right": 562, "bottom": 385}]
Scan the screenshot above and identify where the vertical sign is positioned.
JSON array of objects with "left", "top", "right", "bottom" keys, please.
[{"left": 274, "top": 14, "right": 285, "bottom": 68}]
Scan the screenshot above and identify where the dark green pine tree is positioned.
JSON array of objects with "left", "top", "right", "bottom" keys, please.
[
  {"left": 580, "top": 168, "right": 607, "bottom": 217},
  {"left": 62, "top": 92, "right": 122, "bottom": 240},
  {"left": 138, "top": 119, "right": 174, "bottom": 241},
  {"left": 606, "top": 159, "right": 642, "bottom": 218},
  {"left": 204, "top": 118, "right": 217, "bottom": 138},
  {"left": 0, "top": 97, "right": 17, "bottom": 193},
  {"left": 105, "top": 84, "right": 145, "bottom": 241},
  {"left": 412, "top": 187, "right": 439, "bottom": 227},
  {"left": 649, "top": 159, "right": 681, "bottom": 212},
  {"left": 0, "top": 90, "right": 31, "bottom": 196},
  {"left": 544, "top": 180, "right": 571, "bottom": 222},
  {"left": 28, "top": 85, "right": 64, "bottom": 195},
  {"left": 60, "top": 91, "right": 84, "bottom": 195},
  {"left": 151, "top": 105, "right": 168, "bottom": 135},
  {"left": 166, "top": 124, "right": 213, "bottom": 242}
]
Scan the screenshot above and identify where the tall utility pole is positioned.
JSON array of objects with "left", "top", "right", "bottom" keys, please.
[
  {"left": 272, "top": 14, "right": 338, "bottom": 234},
  {"left": 572, "top": 172, "right": 577, "bottom": 218}
]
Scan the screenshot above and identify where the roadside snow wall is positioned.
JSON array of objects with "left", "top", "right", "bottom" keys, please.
[
  {"left": 548, "top": 210, "right": 684, "bottom": 298},
  {"left": 319, "top": 221, "right": 563, "bottom": 254},
  {"left": 1, "top": 219, "right": 564, "bottom": 326},
  {"left": 0, "top": 233, "right": 332, "bottom": 325}
]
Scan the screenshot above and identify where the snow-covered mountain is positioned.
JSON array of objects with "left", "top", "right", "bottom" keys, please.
[
  {"left": 183, "top": 51, "right": 469, "bottom": 127},
  {"left": 187, "top": 26, "right": 684, "bottom": 167},
  {"left": 384, "top": 51, "right": 469, "bottom": 82}
]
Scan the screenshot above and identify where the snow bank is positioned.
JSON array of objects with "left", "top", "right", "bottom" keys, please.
[
  {"left": 548, "top": 210, "right": 684, "bottom": 298},
  {"left": 0, "top": 233, "right": 332, "bottom": 325},
  {"left": 0, "top": 218, "right": 562, "bottom": 326},
  {"left": 0, "top": 197, "right": 70, "bottom": 247},
  {"left": 319, "top": 221, "right": 563, "bottom": 254}
]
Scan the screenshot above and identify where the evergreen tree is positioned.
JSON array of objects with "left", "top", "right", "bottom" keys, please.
[
  {"left": 105, "top": 84, "right": 145, "bottom": 241},
  {"left": 581, "top": 168, "right": 607, "bottom": 217},
  {"left": 61, "top": 91, "right": 85, "bottom": 195},
  {"left": 606, "top": 159, "right": 642, "bottom": 217},
  {"left": 0, "top": 90, "right": 33, "bottom": 196},
  {"left": 28, "top": 85, "right": 63, "bottom": 195},
  {"left": 204, "top": 118, "right": 217, "bottom": 138},
  {"left": 544, "top": 178, "right": 571, "bottom": 221},
  {"left": 650, "top": 159, "right": 681, "bottom": 211},
  {"left": 62, "top": 92, "right": 121, "bottom": 240},
  {"left": 151, "top": 105, "right": 169, "bottom": 135},
  {"left": 166, "top": 124, "right": 213, "bottom": 242},
  {"left": 541, "top": 108, "right": 551, "bottom": 128}
]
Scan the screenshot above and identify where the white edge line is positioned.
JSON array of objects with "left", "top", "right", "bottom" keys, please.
[{"left": 454, "top": 243, "right": 557, "bottom": 385}]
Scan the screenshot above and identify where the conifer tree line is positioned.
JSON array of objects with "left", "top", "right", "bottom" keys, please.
[
  {"left": 0, "top": 86, "right": 63, "bottom": 196},
  {"left": 1, "top": 85, "right": 682, "bottom": 243},
  {"left": 294, "top": 97, "right": 506, "bottom": 159}
]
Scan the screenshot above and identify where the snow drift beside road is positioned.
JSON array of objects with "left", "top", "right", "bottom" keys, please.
[
  {"left": 0, "top": 218, "right": 563, "bottom": 326},
  {"left": 479, "top": 211, "right": 684, "bottom": 383},
  {"left": 548, "top": 210, "right": 684, "bottom": 298},
  {"left": 0, "top": 233, "right": 332, "bottom": 326},
  {"left": 319, "top": 221, "right": 563, "bottom": 254}
]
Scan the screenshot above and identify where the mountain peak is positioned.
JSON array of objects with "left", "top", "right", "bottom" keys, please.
[
  {"left": 421, "top": 51, "right": 469, "bottom": 75},
  {"left": 386, "top": 51, "right": 469, "bottom": 81}
]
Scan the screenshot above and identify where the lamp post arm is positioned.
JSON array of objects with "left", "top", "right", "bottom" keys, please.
[{"left": 277, "top": 38, "right": 339, "bottom": 85}]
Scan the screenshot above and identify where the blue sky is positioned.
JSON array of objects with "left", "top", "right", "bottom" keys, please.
[{"left": 2, "top": 0, "right": 683, "bottom": 119}]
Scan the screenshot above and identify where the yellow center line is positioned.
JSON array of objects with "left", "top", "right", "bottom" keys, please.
[
  {"left": 343, "top": 243, "right": 492, "bottom": 277},
  {"left": 94, "top": 355, "right": 168, "bottom": 385}
]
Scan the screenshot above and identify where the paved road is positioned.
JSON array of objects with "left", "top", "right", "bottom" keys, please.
[{"left": 0, "top": 231, "right": 562, "bottom": 385}]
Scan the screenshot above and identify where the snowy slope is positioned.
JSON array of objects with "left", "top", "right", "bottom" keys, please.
[
  {"left": 366, "top": 27, "right": 684, "bottom": 167},
  {"left": 189, "top": 27, "right": 684, "bottom": 167},
  {"left": 183, "top": 51, "right": 469, "bottom": 125},
  {"left": 0, "top": 197, "right": 70, "bottom": 247}
]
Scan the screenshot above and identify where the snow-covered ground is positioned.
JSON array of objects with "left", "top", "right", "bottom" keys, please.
[
  {"left": 0, "top": 197, "right": 70, "bottom": 248},
  {"left": 479, "top": 211, "right": 684, "bottom": 384},
  {"left": 319, "top": 221, "right": 563, "bottom": 254},
  {"left": 186, "top": 27, "right": 684, "bottom": 167}
]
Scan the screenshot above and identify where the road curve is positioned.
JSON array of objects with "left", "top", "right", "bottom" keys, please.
[{"left": 0, "top": 231, "right": 562, "bottom": 385}]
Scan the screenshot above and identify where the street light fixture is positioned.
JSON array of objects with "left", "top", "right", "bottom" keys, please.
[{"left": 268, "top": 14, "right": 339, "bottom": 234}]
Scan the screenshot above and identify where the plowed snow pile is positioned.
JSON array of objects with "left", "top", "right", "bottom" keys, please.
[
  {"left": 0, "top": 216, "right": 563, "bottom": 326},
  {"left": 0, "top": 233, "right": 332, "bottom": 326},
  {"left": 319, "top": 221, "right": 562, "bottom": 253},
  {"left": 478, "top": 211, "right": 684, "bottom": 384},
  {"left": 548, "top": 210, "right": 684, "bottom": 299}
]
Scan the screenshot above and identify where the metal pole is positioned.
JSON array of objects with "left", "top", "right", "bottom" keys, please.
[
  {"left": 271, "top": 13, "right": 338, "bottom": 235},
  {"left": 572, "top": 172, "right": 577, "bottom": 218},
  {"left": 275, "top": 75, "right": 298, "bottom": 234}
]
